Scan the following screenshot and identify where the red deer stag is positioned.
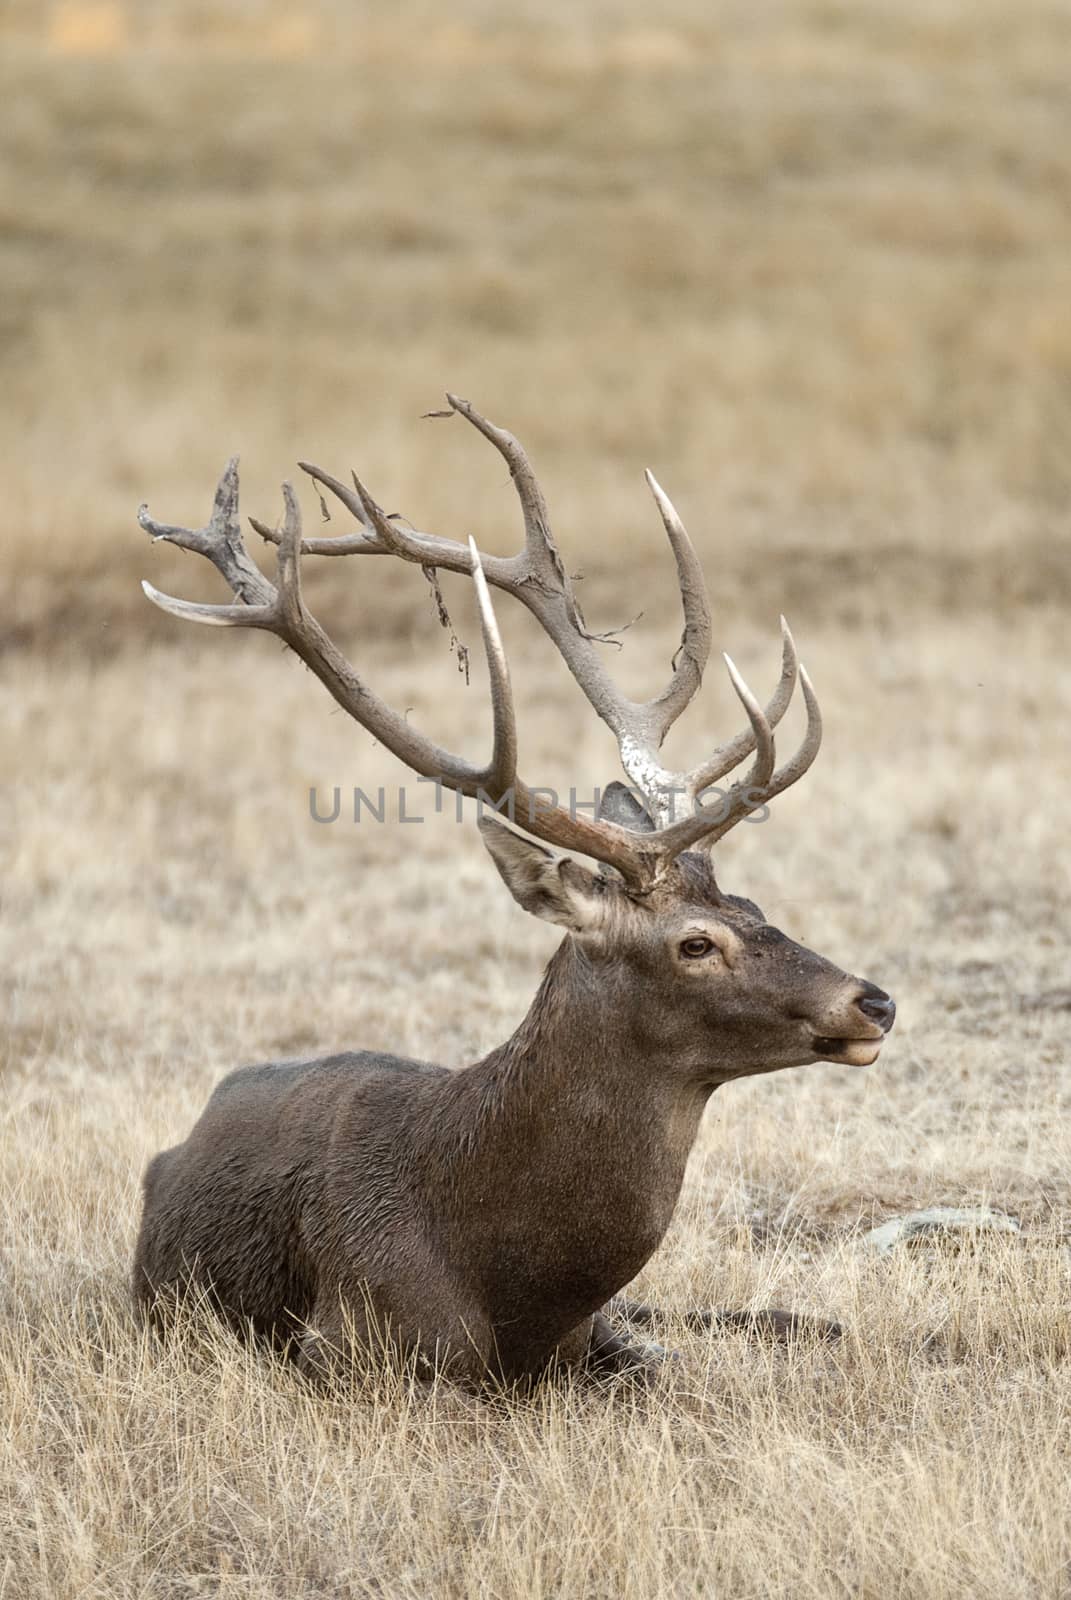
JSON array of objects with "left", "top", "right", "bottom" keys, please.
[{"left": 133, "top": 396, "right": 895, "bottom": 1386}]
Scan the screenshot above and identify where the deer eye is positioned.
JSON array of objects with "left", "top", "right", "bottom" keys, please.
[{"left": 679, "top": 936, "right": 717, "bottom": 960}]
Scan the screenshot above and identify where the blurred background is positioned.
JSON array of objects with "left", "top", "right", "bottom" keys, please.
[{"left": 6, "top": 0, "right": 1071, "bottom": 646}]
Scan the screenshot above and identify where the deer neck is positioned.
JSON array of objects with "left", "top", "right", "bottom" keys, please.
[{"left": 440, "top": 938, "right": 711, "bottom": 1249}]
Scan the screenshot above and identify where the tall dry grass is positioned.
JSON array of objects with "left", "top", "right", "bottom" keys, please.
[{"left": 3, "top": 2, "right": 1071, "bottom": 1596}]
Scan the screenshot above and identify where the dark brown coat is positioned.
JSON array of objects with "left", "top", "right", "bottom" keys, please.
[{"left": 133, "top": 839, "right": 894, "bottom": 1385}]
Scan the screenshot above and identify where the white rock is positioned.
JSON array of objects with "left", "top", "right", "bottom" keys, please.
[{"left": 864, "top": 1207, "right": 1021, "bottom": 1255}]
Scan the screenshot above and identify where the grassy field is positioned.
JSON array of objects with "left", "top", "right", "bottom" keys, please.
[{"left": 3, "top": 2, "right": 1071, "bottom": 1595}]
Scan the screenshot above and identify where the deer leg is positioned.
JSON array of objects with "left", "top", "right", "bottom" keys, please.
[
  {"left": 578, "top": 1310, "right": 679, "bottom": 1385},
  {"left": 608, "top": 1297, "right": 842, "bottom": 1344},
  {"left": 606, "top": 1296, "right": 657, "bottom": 1328},
  {"left": 297, "top": 1279, "right": 496, "bottom": 1389},
  {"left": 294, "top": 1302, "right": 351, "bottom": 1384},
  {"left": 694, "top": 1308, "right": 843, "bottom": 1343}
]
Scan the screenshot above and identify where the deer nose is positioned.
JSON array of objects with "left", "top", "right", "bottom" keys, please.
[{"left": 855, "top": 983, "right": 896, "bottom": 1032}]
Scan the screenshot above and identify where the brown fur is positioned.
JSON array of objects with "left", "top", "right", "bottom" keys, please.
[{"left": 133, "top": 834, "right": 894, "bottom": 1387}]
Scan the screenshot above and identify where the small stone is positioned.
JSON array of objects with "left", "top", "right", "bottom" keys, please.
[{"left": 864, "top": 1207, "right": 1021, "bottom": 1255}]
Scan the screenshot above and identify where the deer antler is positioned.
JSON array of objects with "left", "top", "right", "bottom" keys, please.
[
  {"left": 139, "top": 400, "right": 822, "bottom": 890},
  {"left": 140, "top": 462, "right": 659, "bottom": 887}
]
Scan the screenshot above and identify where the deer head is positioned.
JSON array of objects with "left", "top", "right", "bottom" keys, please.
[
  {"left": 479, "top": 814, "right": 893, "bottom": 1084},
  {"left": 138, "top": 396, "right": 894, "bottom": 1081}
]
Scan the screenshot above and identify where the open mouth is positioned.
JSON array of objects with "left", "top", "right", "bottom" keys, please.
[{"left": 812, "top": 1036, "right": 885, "bottom": 1067}]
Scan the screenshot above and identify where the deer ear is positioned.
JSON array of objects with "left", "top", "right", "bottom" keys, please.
[
  {"left": 597, "top": 780, "right": 656, "bottom": 833},
  {"left": 478, "top": 816, "right": 608, "bottom": 932}
]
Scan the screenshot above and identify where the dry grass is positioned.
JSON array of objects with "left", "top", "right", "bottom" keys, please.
[{"left": 3, "top": 2, "right": 1071, "bottom": 1596}]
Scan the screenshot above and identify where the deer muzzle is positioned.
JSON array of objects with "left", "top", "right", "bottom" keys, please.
[{"left": 812, "top": 981, "right": 896, "bottom": 1066}]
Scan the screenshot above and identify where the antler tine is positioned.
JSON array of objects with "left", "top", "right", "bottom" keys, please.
[
  {"left": 139, "top": 456, "right": 278, "bottom": 626},
  {"left": 682, "top": 616, "right": 800, "bottom": 799},
  {"left": 641, "top": 656, "right": 774, "bottom": 857},
  {"left": 140, "top": 581, "right": 276, "bottom": 629},
  {"left": 648, "top": 657, "right": 822, "bottom": 863},
  {"left": 760, "top": 664, "right": 822, "bottom": 802},
  {"left": 251, "top": 465, "right": 376, "bottom": 558},
  {"left": 348, "top": 473, "right": 424, "bottom": 560},
  {"left": 642, "top": 470, "right": 712, "bottom": 740},
  {"left": 301, "top": 462, "right": 370, "bottom": 529},
  {"left": 465, "top": 540, "right": 658, "bottom": 883},
  {"left": 721, "top": 654, "right": 776, "bottom": 793},
  {"left": 142, "top": 477, "right": 305, "bottom": 635},
  {"left": 139, "top": 455, "right": 239, "bottom": 554},
  {"left": 274, "top": 482, "right": 305, "bottom": 628},
  {"left": 467, "top": 538, "right": 518, "bottom": 798},
  {"left": 447, "top": 393, "right": 556, "bottom": 574},
  {"left": 297, "top": 463, "right": 433, "bottom": 566},
  {"left": 690, "top": 663, "right": 822, "bottom": 855}
]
